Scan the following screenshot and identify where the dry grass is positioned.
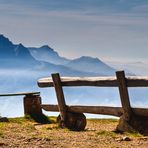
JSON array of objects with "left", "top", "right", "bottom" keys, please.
[{"left": 0, "top": 117, "right": 148, "bottom": 147}]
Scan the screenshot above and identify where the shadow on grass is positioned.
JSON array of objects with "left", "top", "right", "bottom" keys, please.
[
  {"left": 0, "top": 117, "right": 9, "bottom": 122},
  {"left": 24, "top": 114, "right": 53, "bottom": 124}
]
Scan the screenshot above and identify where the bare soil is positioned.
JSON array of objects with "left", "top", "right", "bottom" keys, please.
[{"left": 0, "top": 117, "right": 148, "bottom": 148}]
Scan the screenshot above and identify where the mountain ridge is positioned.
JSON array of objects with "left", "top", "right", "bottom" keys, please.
[
  {"left": 29, "top": 45, "right": 70, "bottom": 65},
  {"left": 66, "top": 56, "right": 115, "bottom": 76},
  {"left": 0, "top": 35, "right": 117, "bottom": 76}
]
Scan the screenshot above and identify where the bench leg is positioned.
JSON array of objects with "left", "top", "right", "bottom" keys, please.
[
  {"left": 52, "top": 73, "right": 67, "bottom": 123},
  {"left": 52, "top": 73, "right": 87, "bottom": 131},
  {"left": 24, "top": 94, "right": 42, "bottom": 116}
]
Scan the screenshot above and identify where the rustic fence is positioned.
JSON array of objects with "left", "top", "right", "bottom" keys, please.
[
  {"left": 0, "top": 70, "right": 148, "bottom": 134},
  {"left": 0, "top": 92, "right": 43, "bottom": 118},
  {"left": 38, "top": 71, "right": 148, "bottom": 134}
]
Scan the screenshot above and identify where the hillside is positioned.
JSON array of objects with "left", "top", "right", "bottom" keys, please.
[
  {"left": 0, "top": 117, "right": 147, "bottom": 147},
  {"left": 0, "top": 34, "right": 42, "bottom": 69},
  {"left": 0, "top": 35, "right": 116, "bottom": 76},
  {"left": 29, "top": 45, "right": 70, "bottom": 65},
  {"left": 66, "top": 56, "right": 115, "bottom": 76}
]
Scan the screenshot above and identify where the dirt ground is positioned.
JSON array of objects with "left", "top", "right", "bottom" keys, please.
[{"left": 0, "top": 117, "right": 148, "bottom": 148}]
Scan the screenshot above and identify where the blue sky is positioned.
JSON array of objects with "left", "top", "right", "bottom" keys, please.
[{"left": 0, "top": 0, "right": 148, "bottom": 62}]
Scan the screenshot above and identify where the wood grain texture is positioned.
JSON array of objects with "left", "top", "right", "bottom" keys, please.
[
  {"left": 38, "top": 76, "right": 148, "bottom": 87},
  {"left": 41, "top": 104, "right": 148, "bottom": 117},
  {"left": 41, "top": 104, "right": 122, "bottom": 116},
  {"left": 116, "top": 71, "right": 132, "bottom": 121},
  {"left": 52, "top": 73, "right": 67, "bottom": 121}
]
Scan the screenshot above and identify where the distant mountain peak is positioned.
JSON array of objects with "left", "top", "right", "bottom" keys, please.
[
  {"left": 72, "top": 56, "right": 102, "bottom": 64},
  {"left": 0, "top": 34, "right": 4, "bottom": 37},
  {"left": 0, "top": 34, "right": 6, "bottom": 38},
  {"left": 18, "top": 43, "right": 24, "bottom": 47},
  {"left": 0, "top": 34, "right": 9, "bottom": 41},
  {"left": 40, "top": 45, "right": 51, "bottom": 49},
  {"left": 29, "top": 45, "right": 70, "bottom": 65},
  {"left": 0, "top": 35, "right": 37, "bottom": 65},
  {"left": 39, "top": 45, "right": 55, "bottom": 52},
  {"left": 66, "top": 55, "right": 115, "bottom": 76},
  {"left": 80, "top": 56, "right": 99, "bottom": 60},
  {"left": 0, "top": 34, "right": 13, "bottom": 46}
]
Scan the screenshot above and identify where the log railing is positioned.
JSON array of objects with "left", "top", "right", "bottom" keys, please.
[
  {"left": 38, "top": 72, "right": 148, "bottom": 117},
  {"left": 38, "top": 76, "right": 148, "bottom": 87},
  {"left": 0, "top": 92, "right": 42, "bottom": 117},
  {"left": 38, "top": 71, "right": 148, "bottom": 133}
]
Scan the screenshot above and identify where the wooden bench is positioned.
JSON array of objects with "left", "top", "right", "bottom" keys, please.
[
  {"left": 0, "top": 92, "right": 42, "bottom": 116},
  {"left": 38, "top": 71, "right": 148, "bottom": 134},
  {"left": 0, "top": 92, "right": 40, "bottom": 97}
]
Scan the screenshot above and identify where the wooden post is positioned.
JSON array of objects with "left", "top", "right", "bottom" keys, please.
[
  {"left": 52, "top": 73, "right": 67, "bottom": 122},
  {"left": 116, "top": 71, "right": 132, "bottom": 121},
  {"left": 24, "top": 94, "right": 42, "bottom": 116}
]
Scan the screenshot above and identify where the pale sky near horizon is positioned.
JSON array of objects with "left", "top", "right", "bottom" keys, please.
[{"left": 0, "top": 0, "right": 148, "bottom": 62}]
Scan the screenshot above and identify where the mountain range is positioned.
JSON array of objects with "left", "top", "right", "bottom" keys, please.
[
  {"left": 0, "top": 34, "right": 116, "bottom": 76},
  {"left": 0, "top": 35, "right": 40, "bottom": 69},
  {"left": 0, "top": 35, "right": 145, "bottom": 118}
]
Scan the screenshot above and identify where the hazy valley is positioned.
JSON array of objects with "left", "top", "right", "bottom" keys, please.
[{"left": 0, "top": 35, "right": 148, "bottom": 118}]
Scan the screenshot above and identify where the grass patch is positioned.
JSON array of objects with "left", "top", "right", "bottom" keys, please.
[
  {"left": 0, "top": 123, "right": 5, "bottom": 128},
  {"left": 9, "top": 117, "right": 27, "bottom": 124},
  {"left": 97, "top": 130, "right": 116, "bottom": 138},
  {"left": 24, "top": 114, "right": 51, "bottom": 124},
  {"left": 125, "top": 131, "right": 143, "bottom": 138},
  {"left": 0, "top": 132, "right": 4, "bottom": 138},
  {"left": 88, "top": 118, "right": 118, "bottom": 123},
  {"left": 48, "top": 116, "right": 56, "bottom": 123},
  {"left": 46, "top": 125, "right": 60, "bottom": 130},
  {"left": 29, "top": 134, "right": 51, "bottom": 141},
  {"left": 25, "top": 124, "right": 36, "bottom": 132},
  {"left": 2, "top": 116, "right": 56, "bottom": 126},
  {"left": 114, "top": 128, "right": 144, "bottom": 138}
]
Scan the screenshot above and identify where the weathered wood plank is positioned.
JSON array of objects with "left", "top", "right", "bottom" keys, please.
[
  {"left": 116, "top": 71, "right": 132, "bottom": 121},
  {"left": 0, "top": 92, "right": 40, "bottom": 97},
  {"left": 41, "top": 104, "right": 122, "bottom": 116},
  {"left": 24, "top": 94, "right": 42, "bottom": 116},
  {"left": 41, "top": 104, "right": 58, "bottom": 112},
  {"left": 38, "top": 76, "right": 148, "bottom": 87},
  {"left": 52, "top": 73, "right": 67, "bottom": 121},
  {"left": 38, "top": 76, "right": 117, "bottom": 87},
  {"left": 68, "top": 106, "right": 123, "bottom": 117},
  {"left": 41, "top": 104, "right": 148, "bottom": 117}
]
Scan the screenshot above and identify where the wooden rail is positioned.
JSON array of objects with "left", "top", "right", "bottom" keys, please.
[
  {"left": 0, "top": 92, "right": 40, "bottom": 97},
  {"left": 41, "top": 104, "right": 148, "bottom": 117},
  {"left": 38, "top": 76, "right": 148, "bottom": 87},
  {"left": 38, "top": 71, "right": 148, "bottom": 133}
]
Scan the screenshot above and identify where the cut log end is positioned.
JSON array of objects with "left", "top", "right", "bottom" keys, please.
[
  {"left": 117, "top": 115, "right": 148, "bottom": 135},
  {"left": 57, "top": 112, "right": 87, "bottom": 131}
]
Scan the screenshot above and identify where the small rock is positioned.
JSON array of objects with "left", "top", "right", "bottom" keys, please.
[
  {"left": 0, "top": 142, "right": 5, "bottom": 146},
  {"left": 122, "top": 136, "right": 131, "bottom": 141},
  {"left": 115, "top": 136, "right": 132, "bottom": 142},
  {"left": 43, "top": 138, "right": 50, "bottom": 141},
  {"left": 115, "top": 138, "right": 122, "bottom": 142},
  {"left": 0, "top": 117, "right": 9, "bottom": 122},
  {"left": 139, "top": 137, "right": 148, "bottom": 141}
]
